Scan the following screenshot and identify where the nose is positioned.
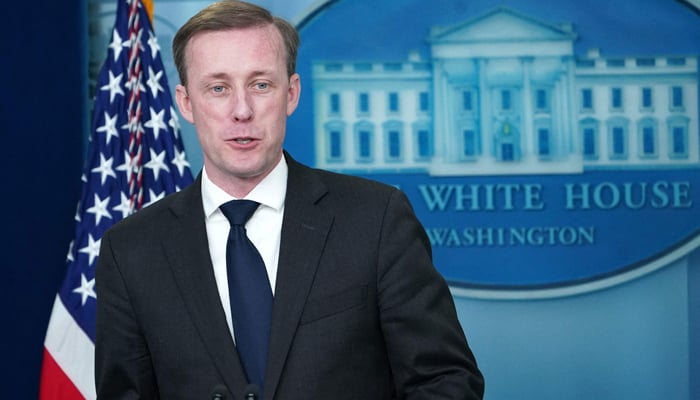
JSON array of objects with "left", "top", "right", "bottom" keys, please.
[{"left": 231, "top": 91, "right": 253, "bottom": 122}]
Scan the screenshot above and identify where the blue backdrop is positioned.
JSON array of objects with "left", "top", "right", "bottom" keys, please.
[
  {"left": 3, "top": 0, "right": 698, "bottom": 399},
  {"left": 1, "top": 0, "right": 86, "bottom": 396}
]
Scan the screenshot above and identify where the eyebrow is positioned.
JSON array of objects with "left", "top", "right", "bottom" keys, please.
[{"left": 202, "top": 70, "right": 275, "bottom": 82}]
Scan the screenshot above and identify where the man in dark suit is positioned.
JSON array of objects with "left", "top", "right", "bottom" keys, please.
[{"left": 95, "top": 1, "right": 484, "bottom": 399}]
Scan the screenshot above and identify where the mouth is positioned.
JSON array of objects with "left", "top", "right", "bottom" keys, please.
[{"left": 226, "top": 136, "right": 257, "bottom": 146}]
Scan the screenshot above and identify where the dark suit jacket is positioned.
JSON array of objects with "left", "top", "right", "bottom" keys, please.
[{"left": 95, "top": 153, "right": 484, "bottom": 399}]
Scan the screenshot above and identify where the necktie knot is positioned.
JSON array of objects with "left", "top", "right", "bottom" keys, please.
[{"left": 220, "top": 200, "right": 260, "bottom": 227}]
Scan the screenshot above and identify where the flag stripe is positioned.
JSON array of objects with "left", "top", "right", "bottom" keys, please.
[
  {"left": 39, "top": 349, "right": 84, "bottom": 400},
  {"left": 41, "top": 297, "right": 95, "bottom": 399}
]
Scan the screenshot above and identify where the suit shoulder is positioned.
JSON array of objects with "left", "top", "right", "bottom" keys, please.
[
  {"left": 287, "top": 157, "right": 406, "bottom": 211},
  {"left": 308, "top": 165, "right": 398, "bottom": 197},
  {"left": 103, "top": 185, "right": 193, "bottom": 237},
  {"left": 286, "top": 152, "right": 394, "bottom": 193}
]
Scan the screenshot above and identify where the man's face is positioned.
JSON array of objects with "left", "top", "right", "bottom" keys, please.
[{"left": 175, "top": 24, "right": 300, "bottom": 196}]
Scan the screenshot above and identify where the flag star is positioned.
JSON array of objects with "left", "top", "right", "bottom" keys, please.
[
  {"left": 145, "top": 107, "right": 167, "bottom": 140},
  {"left": 146, "top": 66, "right": 164, "bottom": 97},
  {"left": 171, "top": 148, "right": 190, "bottom": 176},
  {"left": 96, "top": 112, "right": 120, "bottom": 145},
  {"left": 147, "top": 31, "right": 161, "bottom": 58},
  {"left": 113, "top": 192, "right": 134, "bottom": 219},
  {"left": 91, "top": 153, "right": 117, "bottom": 185},
  {"left": 100, "top": 70, "right": 125, "bottom": 103},
  {"left": 74, "top": 201, "right": 82, "bottom": 222},
  {"left": 108, "top": 28, "right": 128, "bottom": 61},
  {"left": 66, "top": 240, "right": 75, "bottom": 263},
  {"left": 72, "top": 273, "right": 97, "bottom": 306},
  {"left": 79, "top": 234, "right": 101, "bottom": 266},
  {"left": 169, "top": 107, "right": 181, "bottom": 138},
  {"left": 144, "top": 188, "right": 166, "bottom": 207},
  {"left": 86, "top": 193, "right": 113, "bottom": 225},
  {"left": 145, "top": 149, "right": 169, "bottom": 180},
  {"left": 116, "top": 150, "right": 138, "bottom": 179}
]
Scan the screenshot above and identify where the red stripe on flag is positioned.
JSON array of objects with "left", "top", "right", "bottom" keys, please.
[{"left": 39, "top": 348, "right": 84, "bottom": 400}]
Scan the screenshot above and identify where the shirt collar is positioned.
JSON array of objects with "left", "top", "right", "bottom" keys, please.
[{"left": 201, "top": 156, "right": 288, "bottom": 218}]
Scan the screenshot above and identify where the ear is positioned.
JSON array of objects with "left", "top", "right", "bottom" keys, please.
[
  {"left": 286, "top": 73, "right": 301, "bottom": 117},
  {"left": 175, "top": 84, "right": 194, "bottom": 124}
]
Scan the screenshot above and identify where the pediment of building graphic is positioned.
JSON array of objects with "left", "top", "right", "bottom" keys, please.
[{"left": 429, "top": 7, "right": 577, "bottom": 44}]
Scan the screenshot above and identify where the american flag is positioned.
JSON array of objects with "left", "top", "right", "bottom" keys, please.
[{"left": 39, "top": 0, "right": 193, "bottom": 398}]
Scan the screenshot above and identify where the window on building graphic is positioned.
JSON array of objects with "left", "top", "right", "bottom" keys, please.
[
  {"left": 462, "top": 90, "right": 473, "bottom": 111},
  {"left": 501, "top": 143, "right": 515, "bottom": 161},
  {"left": 414, "top": 127, "right": 433, "bottom": 160},
  {"left": 667, "top": 58, "right": 686, "bottom": 66},
  {"left": 324, "top": 63, "right": 343, "bottom": 72},
  {"left": 535, "top": 89, "right": 549, "bottom": 112},
  {"left": 358, "top": 93, "right": 370, "bottom": 114},
  {"left": 388, "top": 92, "right": 399, "bottom": 113},
  {"left": 353, "top": 63, "right": 372, "bottom": 72},
  {"left": 671, "top": 86, "right": 684, "bottom": 110},
  {"left": 357, "top": 130, "right": 372, "bottom": 160},
  {"left": 328, "top": 130, "right": 342, "bottom": 160},
  {"left": 325, "top": 121, "right": 345, "bottom": 162},
  {"left": 669, "top": 127, "right": 688, "bottom": 158},
  {"left": 383, "top": 62, "right": 402, "bottom": 72},
  {"left": 641, "top": 125, "right": 656, "bottom": 157},
  {"left": 329, "top": 93, "right": 341, "bottom": 115},
  {"left": 636, "top": 58, "right": 655, "bottom": 67},
  {"left": 581, "top": 88, "right": 593, "bottom": 111},
  {"left": 419, "top": 92, "right": 430, "bottom": 112},
  {"left": 538, "top": 128, "right": 550, "bottom": 157},
  {"left": 354, "top": 121, "right": 374, "bottom": 162},
  {"left": 667, "top": 117, "right": 689, "bottom": 159},
  {"left": 610, "top": 126, "right": 627, "bottom": 159},
  {"left": 387, "top": 130, "right": 401, "bottom": 160},
  {"left": 383, "top": 121, "right": 403, "bottom": 161},
  {"left": 611, "top": 87, "right": 623, "bottom": 110},
  {"left": 463, "top": 129, "right": 477, "bottom": 157},
  {"left": 583, "top": 127, "right": 597, "bottom": 159},
  {"left": 641, "top": 87, "right": 653, "bottom": 110},
  {"left": 325, "top": 121, "right": 345, "bottom": 163},
  {"left": 501, "top": 89, "right": 512, "bottom": 111}
]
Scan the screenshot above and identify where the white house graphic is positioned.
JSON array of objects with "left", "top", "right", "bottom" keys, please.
[{"left": 311, "top": 7, "right": 699, "bottom": 175}]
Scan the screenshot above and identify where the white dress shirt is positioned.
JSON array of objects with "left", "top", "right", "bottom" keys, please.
[{"left": 201, "top": 157, "right": 287, "bottom": 338}]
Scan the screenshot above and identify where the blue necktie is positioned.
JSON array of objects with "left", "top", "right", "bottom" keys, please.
[{"left": 220, "top": 200, "right": 272, "bottom": 391}]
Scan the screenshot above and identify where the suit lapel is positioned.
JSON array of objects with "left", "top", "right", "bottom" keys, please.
[
  {"left": 164, "top": 176, "right": 249, "bottom": 394},
  {"left": 264, "top": 155, "right": 334, "bottom": 400}
]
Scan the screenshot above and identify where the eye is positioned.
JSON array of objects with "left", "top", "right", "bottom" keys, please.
[
  {"left": 211, "top": 85, "right": 225, "bottom": 93},
  {"left": 254, "top": 82, "right": 269, "bottom": 90}
]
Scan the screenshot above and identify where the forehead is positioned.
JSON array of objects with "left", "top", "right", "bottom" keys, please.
[{"left": 185, "top": 25, "right": 285, "bottom": 74}]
